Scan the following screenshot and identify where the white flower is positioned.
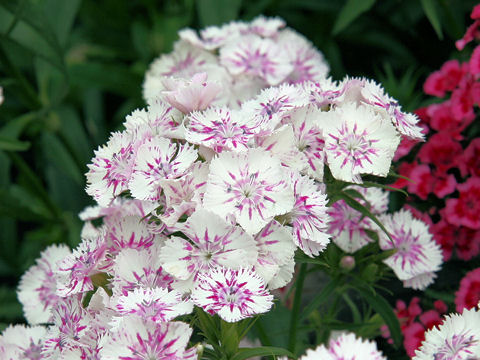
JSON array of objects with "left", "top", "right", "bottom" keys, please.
[
  {"left": 414, "top": 307, "right": 480, "bottom": 360},
  {"left": 204, "top": 148, "right": 294, "bottom": 234}
]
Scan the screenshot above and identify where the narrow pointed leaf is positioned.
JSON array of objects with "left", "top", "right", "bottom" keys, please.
[
  {"left": 231, "top": 347, "right": 294, "bottom": 360},
  {"left": 332, "top": 0, "right": 376, "bottom": 35}
]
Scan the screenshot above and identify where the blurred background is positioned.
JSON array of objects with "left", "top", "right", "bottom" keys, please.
[{"left": 0, "top": 0, "right": 476, "bottom": 349}]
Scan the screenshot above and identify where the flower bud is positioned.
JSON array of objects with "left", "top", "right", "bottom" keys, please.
[{"left": 340, "top": 256, "right": 355, "bottom": 271}]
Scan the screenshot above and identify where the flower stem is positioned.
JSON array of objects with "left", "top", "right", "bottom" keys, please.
[{"left": 288, "top": 263, "right": 307, "bottom": 354}]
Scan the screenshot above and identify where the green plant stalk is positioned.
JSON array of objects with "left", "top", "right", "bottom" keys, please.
[{"left": 287, "top": 263, "right": 307, "bottom": 354}]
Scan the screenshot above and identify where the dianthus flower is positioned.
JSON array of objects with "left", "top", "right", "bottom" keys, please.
[
  {"left": 455, "top": 268, "right": 480, "bottom": 312},
  {"left": 192, "top": 267, "right": 273, "bottom": 322},
  {"left": 0, "top": 324, "right": 46, "bottom": 360},
  {"left": 445, "top": 177, "right": 480, "bottom": 230}
]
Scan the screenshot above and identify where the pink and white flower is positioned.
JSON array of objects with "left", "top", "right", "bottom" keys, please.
[
  {"left": 17, "top": 244, "right": 71, "bottom": 325},
  {"left": 192, "top": 267, "right": 273, "bottom": 322},
  {"left": 100, "top": 316, "right": 197, "bottom": 360},
  {"left": 162, "top": 72, "right": 222, "bottom": 114},
  {"left": 106, "top": 215, "right": 160, "bottom": 254},
  {"left": 379, "top": 210, "right": 443, "bottom": 290},
  {"left": 204, "top": 148, "right": 294, "bottom": 234},
  {"left": 220, "top": 34, "right": 293, "bottom": 86},
  {"left": 320, "top": 103, "right": 400, "bottom": 183},
  {"left": 128, "top": 136, "right": 198, "bottom": 201},
  {"left": 0, "top": 324, "right": 46, "bottom": 360},
  {"left": 159, "top": 209, "right": 257, "bottom": 281},
  {"left": 113, "top": 287, "right": 192, "bottom": 323},
  {"left": 299, "top": 332, "right": 386, "bottom": 360},
  {"left": 413, "top": 307, "right": 480, "bottom": 360}
]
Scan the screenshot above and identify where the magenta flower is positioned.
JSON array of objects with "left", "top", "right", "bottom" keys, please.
[
  {"left": 445, "top": 177, "right": 480, "bottom": 230},
  {"left": 192, "top": 267, "right": 273, "bottom": 322}
]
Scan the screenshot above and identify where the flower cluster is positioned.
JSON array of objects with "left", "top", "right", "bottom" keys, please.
[
  {"left": 393, "top": 4, "right": 480, "bottom": 262},
  {"left": 0, "top": 15, "right": 439, "bottom": 360}
]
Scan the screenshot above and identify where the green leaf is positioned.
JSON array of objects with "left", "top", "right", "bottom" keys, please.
[
  {"left": 300, "top": 276, "right": 339, "bottom": 321},
  {"left": 338, "top": 191, "right": 394, "bottom": 244},
  {"left": 0, "top": 286, "right": 22, "bottom": 322},
  {"left": 0, "top": 187, "right": 51, "bottom": 221},
  {"left": 196, "top": 0, "right": 242, "bottom": 27},
  {"left": 0, "top": 136, "right": 30, "bottom": 151},
  {"left": 43, "top": 0, "right": 81, "bottom": 45},
  {"left": 332, "top": 0, "right": 377, "bottom": 35},
  {"left": 421, "top": 0, "right": 443, "bottom": 40},
  {"left": 355, "top": 286, "right": 402, "bottom": 347},
  {"left": 230, "top": 347, "right": 294, "bottom": 360}
]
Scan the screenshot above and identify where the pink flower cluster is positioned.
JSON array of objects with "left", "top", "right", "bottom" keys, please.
[
  {"left": 382, "top": 297, "right": 448, "bottom": 357},
  {"left": 394, "top": 6, "right": 480, "bottom": 262},
  {"left": 0, "top": 15, "right": 438, "bottom": 359}
]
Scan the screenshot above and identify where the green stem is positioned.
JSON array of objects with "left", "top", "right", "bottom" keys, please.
[{"left": 288, "top": 263, "right": 307, "bottom": 354}]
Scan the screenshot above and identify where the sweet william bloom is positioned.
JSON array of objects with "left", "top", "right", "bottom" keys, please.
[
  {"left": 203, "top": 148, "right": 294, "bottom": 234},
  {"left": 220, "top": 34, "right": 293, "bottom": 86},
  {"left": 319, "top": 103, "right": 400, "bottom": 183},
  {"left": 185, "top": 107, "right": 256, "bottom": 152},
  {"left": 17, "top": 244, "right": 71, "bottom": 325},
  {"left": 0, "top": 325, "right": 46, "bottom": 360},
  {"left": 286, "top": 172, "right": 330, "bottom": 257},
  {"left": 192, "top": 267, "right": 273, "bottom": 322},
  {"left": 299, "top": 332, "right": 386, "bottom": 360},
  {"left": 113, "top": 287, "right": 193, "bottom": 323},
  {"left": 417, "top": 132, "right": 463, "bottom": 175},
  {"left": 455, "top": 268, "right": 480, "bottom": 312},
  {"left": 159, "top": 208, "right": 257, "bottom": 281},
  {"left": 128, "top": 136, "right": 198, "bottom": 202},
  {"left": 459, "top": 138, "right": 480, "bottom": 177},
  {"left": 445, "top": 177, "right": 480, "bottom": 230},
  {"left": 414, "top": 307, "right": 480, "bottom": 360},
  {"left": 86, "top": 130, "right": 139, "bottom": 207},
  {"left": 100, "top": 316, "right": 197, "bottom": 360},
  {"left": 162, "top": 72, "right": 222, "bottom": 114},
  {"left": 379, "top": 210, "right": 443, "bottom": 290}
]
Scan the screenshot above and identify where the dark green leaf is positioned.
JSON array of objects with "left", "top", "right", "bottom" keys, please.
[
  {"left": 355, "top": 286, "right": 402, "bottom": 347},
  {"left": 230, "top": 347, "right": 294, "bottom": 360},
  {"left": 421, "top": 0, "right": 443, "bottom": 39},
  {"left": 0, "top": 136, "right": 30, "bottom": 151},
  {"left": 332, "top": 0, "right": 377, "bottom": 35},
  {"left": 300, "top": 276, "right": 339, "bottom": 321},
  {"left": 196, "top": 0, "right": 242, "bottom": 27}
]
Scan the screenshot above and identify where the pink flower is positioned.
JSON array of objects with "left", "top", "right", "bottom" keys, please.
[
  {"left": 403, "top": 322, "right": 426, "bottom": 357},
  {"left": 162, "top": 72, "right": 222, "bottom": 113},
  {"left": 423, "top": 60, "right": 468, "bottom": 97},
  {"left": 456, "top": 19, "right": 480, "bottom": 50},
  {"left": 459, "top": 138, "right": 480, "bottom": 177},
  {"left": 192, "top": 267, "right": 273, "bottom": 322},
  {"left": 426, "top": 101, "right": 474, "bottom": 140},
  {"left": 455, "top": 268, "right": 480, "bottom": 312},
  {"left": 445, "top": 177, "right": 480, "bottom": 229},
  {"left": 470, "top": 45, "right": 480, "bottom": 76},
  {"left": 417, "top": 132, "right": 463, "bottom": 175}
]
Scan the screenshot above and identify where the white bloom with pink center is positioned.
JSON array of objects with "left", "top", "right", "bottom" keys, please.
[
  {"left": 56, "top": 233, "right": 110, "bottom": 297},
  {"left": 378, "top": 210, "right": 443, "bottom": 290},
  {"left": 192, "top": 267, "right": 273, "bottom": 322},
  {"left": 143, "top": 40, "right": 217, "bottom": 101},
  {"left": 220, "top": 34, "right": 293, "bottom": 85},
  {"left": 413, "top": 307, "right": 480, "bottom": 360},
  {"left": 329, "top": 199, "right": 375, "bottom": 253},
  {"left": 185, "top": 107, "right": 256, "bottom": 152},
  {"left": 319, "top": 103, "right": 400, "bottom": 183},
  {"left": 158, "top": 162, "right": 209, "bottom": 226},
  {"left": 128, "top": 136, "right": 198, "bottom": 201},
  {"left": 111, "top": 245, "right": 174, "bottom": 296},
  {"left": 302, "top": 78, "right": 342, "bottom": 108},
  {"left": 286, "top": 105, "right": 326, "bottom": 179},
  {"left": 0, "top": 324, "right": 46, "bottom": 360},
  {"left": 100, "top": 316, "right": 197, "bottom": 360},
  {"left": 124, "top": 99, "right": 184, "bottom": 139},
  {"left": 42, "top": 296, "right": 93, "bottom": 359},
  {"left": 287, "top": 172, "right": 330, "bottom": 257},
  {"left": 106, "top": 215, "right": 160, "bottom": 254},
  {"left": 204, "top": 149, "right": 294, "bottom": 234},
  {"left": 254, "top": 221, "right": 295, "bottom": 287},
  {"left": 249, "top": 15, "right": 286, "bottom": 37},
  {"left": 180, "top": 21, "right": 247, "bottom": 50},
  {"left": 17, "top": 244, "right": 71, "bottom": 325},
  {"left": 269, "top": 256, "right": 295, "bottom": 289},
  {"left": 278, "top": 29, "right": 329, "bottom": 84},
  {"left": 113, "top": 287, "right": 193, "bottom": 323},
  {"left": 159, "top": 209, "right": 257, "bottom": 281},
  {"left": 242, "top": 84, "right": 308, "bottom": 134},
  {"left": 347, "top": 185, "right": 389, "bottom": 214},
  {"left": 162, "top": 72, "right": 222, "bottom": 114},
  {"left": 300, "top": 332, "right": 386, "bottom": 360},
  {"left": 86, "top": 130, "right": 139, "bottom": 207}
]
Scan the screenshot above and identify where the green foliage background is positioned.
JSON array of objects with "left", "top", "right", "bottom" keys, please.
[{"left": 0, "top": 0, "right": 477, "bottom": 357}]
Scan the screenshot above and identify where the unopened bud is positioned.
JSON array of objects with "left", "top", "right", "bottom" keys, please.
[{"left": 340, "top": 256, "right": 355, "bottom": 271}]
